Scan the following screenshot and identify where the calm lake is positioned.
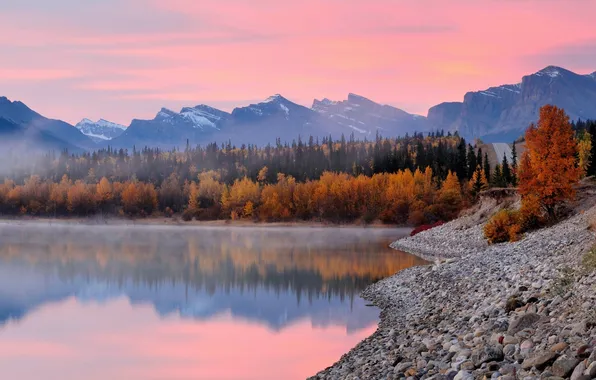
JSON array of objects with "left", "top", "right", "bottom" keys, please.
[{"left": 0, "top": 223, "right": 425, "bottom": 380}]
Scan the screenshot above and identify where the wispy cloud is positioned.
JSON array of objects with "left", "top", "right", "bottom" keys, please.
[
  {"left": 0, "top": 0, "right": 595, "bottom": 124},
  {"left": 0, "top": 68, "right": 81, "bottom": 82}
]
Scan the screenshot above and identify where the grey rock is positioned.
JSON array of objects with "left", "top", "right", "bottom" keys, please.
[
  {"left": 522, "top": 351, "right": 558, "bottom": 370},
  {"left": 395, "top": 361, "right": 414, "bottom": 373},
  {"left": 585, "top": 362, "right": 596, "bottom": 378},
  {"left": 474, "top": 346, "right": 504, "bottom": 367},
  {"left": 503, "top": 344, "right": 516, "bottom": 357},
  {"left": 508, "top": 313, "right": 541, "bottom": 335},
  {"left": 551, "top": 355, "right": 580, "bottom": 377},
  {"left": 571, "top": 362, "right": 586, "bottom": 380},
  {"left": 454, "top": 370, "right": 473, "bottom": 380}
]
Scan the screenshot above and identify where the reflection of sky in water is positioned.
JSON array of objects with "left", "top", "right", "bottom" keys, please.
[
  {"left": 0, "top": 266, "right": 377, "bottom": 333},
  {"left": 0, "top": 224, "right": 423, "bottom": 380}
]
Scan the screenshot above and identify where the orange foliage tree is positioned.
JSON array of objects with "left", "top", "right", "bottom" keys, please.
[{"left": 518, "top": 105, "right": 580, "bottom": 220}]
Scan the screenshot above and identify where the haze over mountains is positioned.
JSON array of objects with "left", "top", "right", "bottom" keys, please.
[{"left": 1, "top": 66, "right": 595, "bottom": 152}]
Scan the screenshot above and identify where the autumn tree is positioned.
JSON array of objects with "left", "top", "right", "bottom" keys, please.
[
  {"left": 259, "top": 173, "right": 296, "bottom": 221},
  {"left": 186, "top": 171, "right": 225, "bottom": 220},
  {"left": 221, "top": 177, "right": 260, "bottom": 219},
  {"left": 577, "top": 130, "right": 592, "bottom": 178},
  {"left": 158, "top": 173, "right": 185, "bottom": 212},
  {"left": 95, "top": 177, "right": 114, "bottom": 212},
  {"left": 67, "top": 180, "right": 96, "bottom": 215},
  {"left": 121, "top": 181, "right": 158, "bottom": 216},
  {"left": 257, "top": 166, "right": 269, "bottom": 183},
  {"left": 48, "top": 175, "right": 71, "bottom": 215},
  {"left": 519, "top": 105, "right": 580, "bottom": 220},
  {"left": 438, "top": 171, "right": 462, "bottom": 220}
]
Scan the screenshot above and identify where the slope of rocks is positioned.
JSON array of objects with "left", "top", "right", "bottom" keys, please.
[{"left": 311, "top": 193, "right": 596, "bottom": 379}]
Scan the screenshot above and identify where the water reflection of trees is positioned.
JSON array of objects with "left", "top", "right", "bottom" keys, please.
[{"left": 0, "top": 226, "right": 426, "bottom": 303}]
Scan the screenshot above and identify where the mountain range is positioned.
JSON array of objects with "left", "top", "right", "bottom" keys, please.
[{"left": 1, "top": 65, "right": 595, "bottom": 152}]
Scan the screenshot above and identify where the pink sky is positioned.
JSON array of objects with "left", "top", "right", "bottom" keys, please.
[{"left": 0, "top": 0, "right": 595, "bottom": 125}]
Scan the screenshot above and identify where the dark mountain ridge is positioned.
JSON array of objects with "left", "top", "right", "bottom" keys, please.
[{"left": 2, "top": 65, "right": 596, "bottom": 150}]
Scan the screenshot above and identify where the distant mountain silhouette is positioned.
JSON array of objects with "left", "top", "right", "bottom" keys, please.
[
  {"left": 428, "top": 66, "right": 596, "bottom": 142},
  {"left": 3, "top": 65, "right": 596, "bottom": 149},
  {"left": 0, "top": 97, "right": 93, "bottom": 152}
]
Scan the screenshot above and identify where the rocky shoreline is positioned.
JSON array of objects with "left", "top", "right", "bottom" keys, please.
[{"left": 311, "top": 201, "right": 596, "bottom": 379}]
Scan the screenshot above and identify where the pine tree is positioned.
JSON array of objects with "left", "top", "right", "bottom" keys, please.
[
  {"left": 456, "top": 138, "right": 468, "bottom": 181},
  {"left": 483, "top": 152, "right": 491, "bottom": 185},
  {"left": 511, "top": 142, "right": 518, "bottom": 186},
  {"left": 469, "top": 167, "right": 488, "bottom": 196},
  {"left": 467, "top": 144, "right": 477, "bottom": 179},
  {"left": 492, "top": 164, "right": 504, "bottom": 187},
  {"left": 502, "top": 153, "right": 512, "bottom": 186},
  {"left": 588, "top": 121, "right": 596, "bottom": 177}
]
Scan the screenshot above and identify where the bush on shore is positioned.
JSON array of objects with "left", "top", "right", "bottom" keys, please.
[{"left": 483, "top": 209, "right": 522, "bottom": 244}]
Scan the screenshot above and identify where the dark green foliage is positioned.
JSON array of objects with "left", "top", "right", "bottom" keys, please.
[
  {"left": 511, "top": 142, "right": 518, "bottom": 186},
  {"left": 483, "top": 152, "right": 491, "bottom": 183},
  {"left": 4, "top": 133, "right": 469, "bottom": 186},
  {"left": 467, "top": 144, "right": 477, "bottom": 177},
  {"left": 502, "top": 153, "right": 512, "bottom": 186}
]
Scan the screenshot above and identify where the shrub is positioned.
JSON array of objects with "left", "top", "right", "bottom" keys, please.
[
  {"left": 181, "top": 208, "right": 195, "bottom": 221},
  {"left": 583, "top": 246, "right": 596, "bottom": 272},
  {"left": 410, "top": 221, "right": 444, "bottom": 237},
  {"left": 519, "top": 193, "right": 545, "bottom": 230},
  {"left": 484, "top": 209, "right": 522, "bottom": 244},
  {"left": 551, "top": 266, "right": 576, "bottom": 296}
]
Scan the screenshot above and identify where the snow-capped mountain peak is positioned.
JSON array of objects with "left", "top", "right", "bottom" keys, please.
[
  {"left": 263, "top": 94, "right": 284, "bottom": 103},
  {"left": 153, "top": 106, "right": 224, "bottom": 130},
  {"left": 313, "top": 94, "right": 429, "bottom": 136},
  {"left": 75, "top": 118, "right": 127, "bottom": 142},
  {"left": 535, "top": 65, "right": 563, "bottom": 78}
]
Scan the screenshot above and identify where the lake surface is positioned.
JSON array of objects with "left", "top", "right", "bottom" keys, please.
[{"left": 0, "top": 223, "right": 425, "bottom": 380}]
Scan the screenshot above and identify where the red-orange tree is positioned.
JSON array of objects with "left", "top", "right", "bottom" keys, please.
[{"left": 518, "top": 105, "right": 580, "bottom": 220}]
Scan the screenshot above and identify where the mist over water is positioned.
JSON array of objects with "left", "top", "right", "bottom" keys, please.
[{"left": 0, "top": 223, "right": 424, "bottom": 380}]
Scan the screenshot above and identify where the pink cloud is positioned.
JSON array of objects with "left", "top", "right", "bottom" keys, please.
[
  {"left": 0, "top": 0, "right": 595, "bottom": 124},
  {"left": 0, "top": 68, "right": 81, "bottom": 82}
]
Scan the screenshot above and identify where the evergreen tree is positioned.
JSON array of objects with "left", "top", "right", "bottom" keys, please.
[
  {"left": 483, "top": 152, "right": 491, "bottom": 185},
  {"left": 456, "top": 138, "right": 468, "bottom": 181},
  {"left": 511, "top": 142, "right": 518, "bottom": 186},
  {"left": 467, "top": 144, "right": 477, "bottom": 178},
  {"left": 502, "top": 153, "right": 512, "bottom": 186},
  {"left": 492, "top": 164, "right": 504, "bottom": 187},
  {"left": 589, "top": 121, "right": 596, "bottom": 177},
  {"left": 469, "top": 167, "right": 488, "bottom": 196}
]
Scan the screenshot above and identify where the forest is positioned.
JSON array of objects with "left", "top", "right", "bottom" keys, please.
[{"left": 1, "top": 116, "right": 594, "bottom": 225}]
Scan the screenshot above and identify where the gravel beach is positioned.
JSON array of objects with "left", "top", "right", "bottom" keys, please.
[{"left": 311, "top": 196, "right": 596, "bottom": 380}]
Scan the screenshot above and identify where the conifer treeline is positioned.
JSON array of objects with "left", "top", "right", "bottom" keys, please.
[
  {"left": 6, "top": 131, "right": 476, "bottom": 185},
  {"left": 0, "top": 132, "right": 475, "bottom": 224}
]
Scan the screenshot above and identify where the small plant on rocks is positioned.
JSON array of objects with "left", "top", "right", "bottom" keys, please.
[
  {"left": 550, "top": 266, "right": 576, "bottom": 296},
  {"left": 582, "top": 245, "right": 596, "bottom": 272}
]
